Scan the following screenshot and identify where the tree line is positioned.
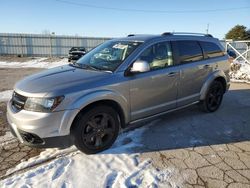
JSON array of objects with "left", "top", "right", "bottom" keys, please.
[{"left": 225, "top": 25, "right": 250, "bottom": 40}]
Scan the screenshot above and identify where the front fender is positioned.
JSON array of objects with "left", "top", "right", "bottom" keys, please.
[
  {"left": 200, "top": 70, "right": 227, "bottom": 100},
  {"left": 72, "top": 90, "right": 129, "bottom": 123}
]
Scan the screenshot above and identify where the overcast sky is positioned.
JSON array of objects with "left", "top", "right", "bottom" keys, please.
[{"left": 0, "top": 0, "right": 249, "bottom": 39}]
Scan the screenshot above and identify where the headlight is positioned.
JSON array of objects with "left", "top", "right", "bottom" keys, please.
[{"left": 24, "top": 96, "right": 64, "bottom": 112}]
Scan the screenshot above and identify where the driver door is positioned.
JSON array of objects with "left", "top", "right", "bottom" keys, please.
[{"left": 129, "top": 41, "right": 179, "bottom": 121}]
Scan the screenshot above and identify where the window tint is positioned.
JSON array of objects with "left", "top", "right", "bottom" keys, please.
[
  {"left": 138, "top": 42, "right": 173, "bottom": 70},
  {"left": 176, "top": 41, "right": 203, "bottom": 63},
  {"left": 200, "top": 41, "right": 224, "bottom": 58}
]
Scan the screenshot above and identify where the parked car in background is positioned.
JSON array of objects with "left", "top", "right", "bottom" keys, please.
[
  {"left": 7, "top": 32, "right": 230, "bottom": 154},
  {"left": 68, "top": 47, "right": 86, "bottom": 62},
  {"left": 227, "top": 49, "right": 237, "bottom": 59}
]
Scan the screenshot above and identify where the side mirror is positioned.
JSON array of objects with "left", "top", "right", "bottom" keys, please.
[{"left": 130, "top": 60, "right": 150, "bottom": 73}]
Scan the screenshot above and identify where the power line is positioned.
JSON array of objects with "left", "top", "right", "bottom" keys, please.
[{"left": 55, "top": 0, "right": 250, "bottom": 14}]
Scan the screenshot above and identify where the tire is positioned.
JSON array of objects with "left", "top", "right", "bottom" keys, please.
[
  {"left": 71, "top": 105, "right": 120, "bottom": 154},
  {"left": 200, "top": 80, "right": 224, "bottom": 112}
]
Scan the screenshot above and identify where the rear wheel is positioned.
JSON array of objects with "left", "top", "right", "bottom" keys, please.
[
  {"left": 200, "top": 81, "right": 224, "bottom": 112},
  {"left": 72, "top": 106, "right": 120, "bottom": 154}
]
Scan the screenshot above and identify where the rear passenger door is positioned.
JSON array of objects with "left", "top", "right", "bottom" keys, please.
[{"left": 172, "top": 40, "right": 213, "bottom": 107}]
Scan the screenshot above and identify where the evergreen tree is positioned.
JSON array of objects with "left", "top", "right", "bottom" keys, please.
[{"left": 225, "top": 25, "right": 250, "bottom": 40}]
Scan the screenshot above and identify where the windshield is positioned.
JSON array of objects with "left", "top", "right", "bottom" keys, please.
[{"left": 75, "top": 40, "right": 142, "bottom": 72}]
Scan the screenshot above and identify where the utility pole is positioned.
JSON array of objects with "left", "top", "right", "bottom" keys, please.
[{"left": 206, "top": 23, "right": 210, "bottom": 34}]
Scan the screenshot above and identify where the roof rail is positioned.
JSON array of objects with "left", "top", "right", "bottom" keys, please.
[{"left": 162, "top": 32, "right": 213, "bottom": 37}]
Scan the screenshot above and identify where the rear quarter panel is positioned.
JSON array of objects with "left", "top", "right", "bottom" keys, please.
[{"left": 200, "top": 55, "right": 230, "bottom": 100}]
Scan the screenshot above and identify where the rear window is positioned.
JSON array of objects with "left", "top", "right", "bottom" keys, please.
[
  {"left": 176, "top": 41, "right": 203, "bottom": 63},
  {"left": 200, "top": 41, "right": 224, "bottom": 58}
]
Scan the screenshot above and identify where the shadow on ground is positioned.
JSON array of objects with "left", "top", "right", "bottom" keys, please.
[{"left": 106, "top": 87, "right": 250, "bottom": 154}]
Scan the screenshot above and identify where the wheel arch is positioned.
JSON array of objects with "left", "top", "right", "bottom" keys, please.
[
  {"left": 70, "top": 99, "right": 126, "bottom": 131},
  {"left": 200, "top": 70, "right": 227, "bottom": 101},
  {"left": 59, "top": 90, "right": 129, "bottom": 137}
]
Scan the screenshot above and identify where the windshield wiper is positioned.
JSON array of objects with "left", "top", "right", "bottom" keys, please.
[
  {"left": 70, "top": 62, "right": 112, "bottom": 73},
  {"left": 80, "top": 64, "right": 102, "bottom": 71},
  {"left": 69, "top": 62, "right": 98, "bottom": 70},
  {"left": 81, "top": 64, "right": 113, "bottom": 73},
  {"left": 69, "top": 61, "right": 81, "bottom": 68}
]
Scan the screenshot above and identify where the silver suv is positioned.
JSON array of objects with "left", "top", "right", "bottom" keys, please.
[{"left": 7, "top": 33, "right": 230, "bottom": 154}]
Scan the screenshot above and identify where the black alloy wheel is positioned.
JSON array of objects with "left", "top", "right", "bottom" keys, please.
[
  {"left": 200, "top": 81, "right": 224, "bottom": 112},
  {"left": 72, "top": 105, "right": 120, "bottom": 154}
]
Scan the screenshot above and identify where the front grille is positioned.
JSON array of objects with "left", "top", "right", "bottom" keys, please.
[{"left": 11, "top": 92, "right": 27, "bottom": 112}]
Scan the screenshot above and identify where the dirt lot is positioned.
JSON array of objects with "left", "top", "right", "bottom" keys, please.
[
  {"left": 0, "top": 56, "right": 62, "bottom": 63},
  {"left": 0, "top": 67, "right": 250, "bottom": 187},
  {"left": 0, "top": 68, "right": 44, "bottom": 92}
]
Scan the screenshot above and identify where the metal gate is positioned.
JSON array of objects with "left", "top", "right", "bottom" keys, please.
[{"left": 225, "top": 40, "right": 250, "bottom": 64}]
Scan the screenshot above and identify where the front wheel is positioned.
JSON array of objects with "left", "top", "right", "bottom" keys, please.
[
  {"left": 200, "top": 81, "right": 224, "bottom": 112},
  {"left": 72, "top": 106, "right": 120, "bottom": 154}
]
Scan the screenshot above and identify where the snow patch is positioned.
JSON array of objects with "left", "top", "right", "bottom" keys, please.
[
  {"left": 6, "top": 128, "right": 146, "bottom": 175},
  {"left": 0, "top": 58, "right": 68, "bottom": 69},
  {"left": 6, "top": 146, "right": 78, "bottom": 176},
  {"left": 230, "top": 61, "right": 250, "bottom": 83},
  {"left": 127, "top": 167, "right": 181, "bottom": 188},
  {"left": 1, "top": 127, "right": 181, "bottom": 188},
  {"left": 0, "top": 90, "right": 13, "bottom": 102}
]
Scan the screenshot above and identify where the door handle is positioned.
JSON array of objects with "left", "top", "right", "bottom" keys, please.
[{"left": 167, "top": 72, "right": 178, "bottom": 77}]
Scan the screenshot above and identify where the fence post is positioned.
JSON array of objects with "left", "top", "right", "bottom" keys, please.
[
  {"left": 247, "top": 43, "right": 249, "bottom": 58},
  {"left": 50, "top": 35, "right": 52, "bottom": 57},
  {"left": 20, "top": 35, "right": 24, "bottom": 57}
]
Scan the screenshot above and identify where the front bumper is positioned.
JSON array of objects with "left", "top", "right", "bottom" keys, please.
[
  {"left": 7, "top": 100, "right": 79, "bottom": 148},
  {"left": 8, "top": 125, "right": 72, "bottom": 148}
]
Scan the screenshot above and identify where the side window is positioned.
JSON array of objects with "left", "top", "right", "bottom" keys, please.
[
  {"left": 200, "top": 41, "right": 224, "bottom": 58},
  {"left": 176, "top": 41, "right": 203, "bottom": 63},
  {"left": 138, "top": 41, "right": 173, "bottom": 70}
]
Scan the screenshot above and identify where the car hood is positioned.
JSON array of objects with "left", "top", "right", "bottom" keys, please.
[{"left": 14, "top": 65, "right": 110, "bottom": 97}]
